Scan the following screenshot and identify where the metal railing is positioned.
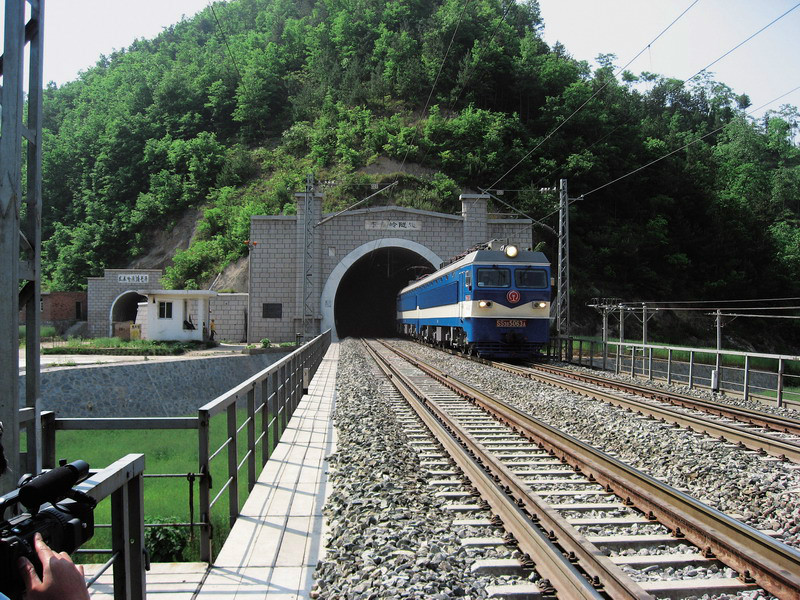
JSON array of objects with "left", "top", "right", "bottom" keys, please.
[
  {"left": 34, "top": 330, "right": 331, "bottom": 580},
  {"left": 548, "top": 336, "right": 800, "bottom": 409},
  {"left": 78, "top": 454, "right": 147, "bottom": 600},
  {"left": 196, "top": 329, "right": 330, "bottom": 560}
]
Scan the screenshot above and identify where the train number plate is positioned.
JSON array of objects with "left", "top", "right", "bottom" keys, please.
[{"left": 496, "top": 319, "right": 526, "bottom": 328}]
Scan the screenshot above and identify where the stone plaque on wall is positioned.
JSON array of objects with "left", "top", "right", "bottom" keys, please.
[
  {"left": 117, "top": 273, "right": 149, "bottom": 284},
  {"left": 365, "top": 220, "right": 421, "bottom": 231},
  {"left": 262, "top": 303, "right": 282, "bottom": 318}
]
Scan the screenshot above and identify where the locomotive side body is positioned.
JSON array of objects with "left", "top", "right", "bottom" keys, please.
[{"left": 397, "top": 248, "right": 551, "bottom": 358}]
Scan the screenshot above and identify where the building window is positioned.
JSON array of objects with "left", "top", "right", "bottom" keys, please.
[
  {"left": 262, "top": 303, "right": 282, "bottom": 318},
  {"left": 75, "top": 301, "right": 82, "bottom": 320},
  {"left": 158, "top": 301, "right": 173, "bottom": 319}
]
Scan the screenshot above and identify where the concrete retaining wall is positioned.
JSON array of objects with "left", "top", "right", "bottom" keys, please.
[{"left": 20, "top": 353, "right": 288, "bottom": 418}]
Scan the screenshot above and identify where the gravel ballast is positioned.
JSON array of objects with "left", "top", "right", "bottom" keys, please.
[
  {"left": 396, "top": 341, "right": 800, "bottom": 551},
  {"left": 312, "top": 340, "right": 537, "bottom": 599},
  {"left": 312, "top": 339, "right": 794, "bottom": 599}
]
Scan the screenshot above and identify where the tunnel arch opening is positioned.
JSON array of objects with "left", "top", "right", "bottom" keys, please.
[
  {"left": 334, "top": 247, "right": 434, "bottom": 338},
  {"left": 321, "top": 240, "right": 441, "bottom": 340},
  {"left": 109, "top": 291, "right": 146, "bottom": 336}
]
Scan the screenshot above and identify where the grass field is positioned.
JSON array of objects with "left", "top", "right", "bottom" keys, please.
[{"left": 55, "top": 409, "right": 270, "bottom": 563}]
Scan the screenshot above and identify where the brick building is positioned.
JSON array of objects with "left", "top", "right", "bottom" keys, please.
[
  {"left": 87, "top": 270, "right": 248, "bottom": 342},
  {"left": 88, "top": 270, "right": 163, "bottom": 338},
  {"left": 19, "top": 291, "right": 87, "bottom": 333}
]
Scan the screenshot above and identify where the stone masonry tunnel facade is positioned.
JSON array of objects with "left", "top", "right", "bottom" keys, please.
[{"left": 248, "top": 194, "right": 535, "bottom": 342}]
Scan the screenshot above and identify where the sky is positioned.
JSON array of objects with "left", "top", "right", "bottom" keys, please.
[
  {"left": 537, "top": 0, "right": 800, "bottom": 118},
  {"left": 13, "top": 0, "right": 800, "bottom": 120},
  {"left": 42, "top": 0, "right": 211, "bottom": 83}
]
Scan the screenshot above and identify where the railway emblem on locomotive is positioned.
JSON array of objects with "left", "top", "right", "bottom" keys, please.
[{"left": 507, "top": 290, "right": 520, "bottom": 303}]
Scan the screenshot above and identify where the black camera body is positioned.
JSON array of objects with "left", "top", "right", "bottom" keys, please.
[{"left": 0, "top": 461, "right": 95, "bottom": 600}]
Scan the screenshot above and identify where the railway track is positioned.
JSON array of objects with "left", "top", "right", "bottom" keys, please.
[
  {"left": 475, "top": 359, "right": 800, "bottom": 465},
  {"left": 367, "top": 339, "right": 800, "bottom": 599}
]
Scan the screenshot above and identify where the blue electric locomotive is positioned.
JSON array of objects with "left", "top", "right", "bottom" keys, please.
[{"left": 396, "top": 244, "right": 552, "bottom": 358}]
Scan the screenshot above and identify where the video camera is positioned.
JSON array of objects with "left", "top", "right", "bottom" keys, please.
[{"left": 0, "top": 461, "right": 95, "bottom": 599}]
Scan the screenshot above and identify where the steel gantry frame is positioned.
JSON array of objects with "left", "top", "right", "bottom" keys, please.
[
  {"left": 301, "top": 173, "right": 316, "bottom": 342},
  {"left": 1, "top": 0, "right": 45, "bottom": 491}
]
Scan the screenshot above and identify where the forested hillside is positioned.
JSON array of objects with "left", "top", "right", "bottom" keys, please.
[{"left": 42, "top": 0, "right": 800, "bottom": 332}]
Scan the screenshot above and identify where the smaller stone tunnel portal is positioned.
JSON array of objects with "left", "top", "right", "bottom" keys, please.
[
  {"left": 111, "top": 291, "right": 146, "bottom": 323},
  {"left": 334, "top": 247, "right": 434, "bottom": 339}
]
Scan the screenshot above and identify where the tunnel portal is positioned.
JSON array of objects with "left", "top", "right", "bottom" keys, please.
[
  {"left": 111, "top": 291, "right": 146, "bottom": 323},
  {"left": 334, "top": 247, "right": 434, "bottom": 339}
]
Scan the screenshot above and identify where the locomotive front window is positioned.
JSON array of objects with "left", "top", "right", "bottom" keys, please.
[
  {"left": 476, "top": 268, "right": 511, "bottom": 288},
  {"left": 516, "top": 268, "right": 548, "bottom": 289}
]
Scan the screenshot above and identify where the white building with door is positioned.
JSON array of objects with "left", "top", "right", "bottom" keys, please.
[{"left": 134, "top": 290, "right": 217, "bottom": 341}]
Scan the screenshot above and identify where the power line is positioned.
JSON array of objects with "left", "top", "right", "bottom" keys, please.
[
  {"left": 611, "top": 306, "right": 800, "bottom": 315},
  {"left": 411, "top": 2, "right": 515, "bottom": 171},
  {"left": 398, "top": 0, "right": 474, "bottom": 174},
  {"left": 633, "top": 297, "right": 800, "bottom": 305},
  {"left": 446, "top": 1, "right": 513, "bottom": 113},
  {"left": 716, "top": 313, "right": 800, "bottom": 320},
  {"left": 208, "top": 1, "right": 248, "bottom": 96},
  {"left": 512, "top": 1, "right": 799, "bottom": 200},
  {"left": 485, "top": 0, "right": 702, "bottom": 191},
  {"left": 722, "top": 306, "right": 800, "bottom": 311},
  {"left": 682, "top": 1, "right": 800, "bottom": 84},
  {"left": 580, "top": 83, "right": 800, "bottom": 198}
]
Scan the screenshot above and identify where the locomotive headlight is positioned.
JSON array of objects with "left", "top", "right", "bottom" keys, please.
[
  {"left": 535, "top": 301, "right": 547, "bottom": 309},
  {"left": 478, "top": 300, "right": 493, "bottom": 308},
  {"left": 504, "top": 244, "right": 518, "bottom": 258}
]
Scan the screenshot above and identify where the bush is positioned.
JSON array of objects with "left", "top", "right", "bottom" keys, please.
[
  {"left": 19, "top": 325, "right": 59, "bottom": 346},
  {"left": 145, "top": 517, "right": 190, "bottom": 562},
  {"left": 260, "top": 338, "right": 271, "bottom": 348}
]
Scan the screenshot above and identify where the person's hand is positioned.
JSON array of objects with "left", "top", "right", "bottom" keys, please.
[{"left": 17, "top": 532, "right": 90, "bottom": 600}]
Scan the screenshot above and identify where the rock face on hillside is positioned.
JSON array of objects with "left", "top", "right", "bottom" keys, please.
[
  {"left": 209, "top": 255, "right": 249, "bottom": 293},
  {"left": 125, "top": 208, "right": 249, "bottom": 293},
  {"left": 128, "top": 208, "right": 202, "bottom": 272}
]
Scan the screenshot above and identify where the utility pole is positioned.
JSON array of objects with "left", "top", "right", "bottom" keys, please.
[
  {"left": 642, "top": 303, "right": 648, "bottom": 346},
  {"left": 617, "top": 304, "right": 625, "bottom": 374},
  {"left": 639, "top": 303, "right": 658, "bottom": 378},
  {"left": 556, "top": 179, "right": 570, "bottom": 337},
  {"left": 1, "top": 0, "right": 45, "bottom": 490},
  {"left": 588, "top": 298, "right": 619, "bottom": 371},
  {"left": 713, "top": 308, "right": 722, "bottom": 392}
]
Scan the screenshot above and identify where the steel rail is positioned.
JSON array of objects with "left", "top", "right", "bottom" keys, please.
[
  {"left": 486, "top": 360, "right": 800, "bottom": 463},
  {"left": 528, "top": 362, "right": 800, "bottom": 437},
  {"left": 366, "top": 341, "right": 651, "bottom": 600},
  {"left": 383, "top": 342, "right": 800, "bottom": 599}
]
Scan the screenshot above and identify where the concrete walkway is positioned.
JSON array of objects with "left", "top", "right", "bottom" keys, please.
[{"left": 194, "top": 342, "right": 338, "bottom": 598}]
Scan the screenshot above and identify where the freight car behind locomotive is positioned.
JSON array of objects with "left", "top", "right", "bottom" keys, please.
[{"left": 396, "top": 244, "right": 551, "bottom": 358}]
